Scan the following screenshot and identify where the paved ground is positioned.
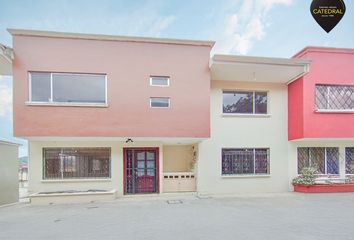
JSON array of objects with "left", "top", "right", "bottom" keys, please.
[{"left": 1, "top": 193, "right": 354, "bottom": 240}]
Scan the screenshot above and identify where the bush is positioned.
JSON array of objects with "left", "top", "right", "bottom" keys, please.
[{"left": 292, "top": 167, "right": 317, "bottom": 186}]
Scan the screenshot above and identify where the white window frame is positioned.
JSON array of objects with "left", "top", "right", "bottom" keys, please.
[
  {"left": 297, "top": 147, "right": 339, "bottom": 175},
  {"left": 222, "top": 90, "right": 269, "bottom": 116},
  {"left": 315, "top": 84, "right": 354, "bottom": 113},
  {"left": 149, "top": 76, "right": 170, "bottom": 87},
  {"left": 28, "top": 72, "right": 108, "bottom": 107},
  {"left": 150, "top": 97, "right": 170, "bottom": 108},
  {"left": 221, "top": 148, "right": 270, "bottom": 176}
]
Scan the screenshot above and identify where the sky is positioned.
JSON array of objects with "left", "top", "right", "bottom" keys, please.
[{"left": 0, "top": 0, "right": 353, "bottom": 157}]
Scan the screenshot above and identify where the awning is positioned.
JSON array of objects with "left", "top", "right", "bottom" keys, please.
[
  {"left": 0, "top": 43, "right": 13, "bottom": 76},
  {"left": 210, "top": 54, "right": 310, "bottom": 84}
]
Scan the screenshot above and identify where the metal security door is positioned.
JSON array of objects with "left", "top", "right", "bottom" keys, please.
[{"left": 124, "top": 148, "right": 158, "bottom": 194}]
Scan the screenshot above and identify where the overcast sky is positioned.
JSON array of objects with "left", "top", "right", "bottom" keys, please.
[{"left": 0, "top": 0, "right": 353, "bottom": 157}]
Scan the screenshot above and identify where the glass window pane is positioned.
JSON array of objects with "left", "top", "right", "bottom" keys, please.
[
  {"left": 255, "top": 149, "right": 268, "bottom": 174},
  {"left": 52, "top": 73, "right": 106, "bottom": 103},
  {"left": 147, "top": 152, "right": 155, "bottom": 160},
  {"left": 147, "top": 160, "right": 155, "bottom": 168},
  {"left": 150, "top": 76, "right": 169, "bottom": 86},
  {"left": 297, "top": 148, "right": 309, "bottom": 173},
  {"left": 137, "top": 152, "right": 145, "bottom": 161},
  {"left": 255, "top": 92, "right": 267, "bottom": 114},
  {"left": 309, "top": 148, "right": 325, "bottom": 174},
  {"left": 315, "top": 85, "right": 328, "bottom": 110},
  {"left": 30, "top": 72, "right": 51, "bottom": 102},
  {"left": 345, "top": 148, "right": 354, "bottom": 174},
  {"left": 150, "top": 97, "right": 170, "bottom": 107},
  {"left": 43, "top": 148, "right": 110, "bottom": 179},
  {"left": 223, "top": 91, "right": 253, "bottom": 114},
  {"left": 326, "top": 148, "right": 339, "bottom": 174}
]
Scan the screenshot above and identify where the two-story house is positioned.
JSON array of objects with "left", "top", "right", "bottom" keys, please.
[{"left": 0, "top": 29, "right": 353, "bottom": 204}]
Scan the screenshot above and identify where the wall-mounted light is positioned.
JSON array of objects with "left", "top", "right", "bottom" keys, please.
[{"left": 125, "top": 138, "right": 134, "bottom": 143}]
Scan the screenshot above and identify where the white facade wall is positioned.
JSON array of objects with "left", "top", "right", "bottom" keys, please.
[
  {"left": 28, "top": 141, "right": 164, "bottom": 197},
  {"left": 0, "top": 143, "right": 19, "bottom": 205},
  {"left": 197, "top": 81, "right": 290, "bottom": 195}
]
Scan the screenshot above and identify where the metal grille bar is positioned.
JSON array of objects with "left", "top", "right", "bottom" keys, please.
[{"left": 316, "top": 85, "right": 354, "bottom": 110}]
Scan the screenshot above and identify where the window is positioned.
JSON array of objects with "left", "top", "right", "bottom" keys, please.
[
  {"left": 150, "top": 97, "right": 170, "bottom": 108},
  {"left": 345, "top": 147, "right": 354, "bottom": 174},
  {"left": 29, "top": 72, "right": 107, "bottom": 104},
  {"left": 150, "top": 76, "right": 170, "bottom": 87},
  {"left": 297, "top": 147, "right": 339, "bottom": 175},
  {"left": 223, "top": 91, "right": 267, "bottom": 114},
  {"left": 222, "top": 148, "right": 269, "bottom": 175},
  {"left": 315, "top": 84, "right": 354, "bottom": 111},
  {"left": 43, "top": 148, "right": 111, "bottom": 179}
]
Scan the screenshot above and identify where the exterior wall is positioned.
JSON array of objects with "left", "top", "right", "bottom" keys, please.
[
  {"left": 13, "top": 35, "right": 211, "bottom": 138},
  {"left": 163, "top": 145, "right": 193, "bottom": 172},
  {"left": 288, "top": 140, "right": 354, "bottom": 186},
  {"left": 289, "top": 48, "right": 354, "bottom": 140},
  {"left": 197, "top": 81, "right": 289, "bottom": 195},
  {"left": 28, "top": 140, "right": 164, "bottom": 196},
  {"left": 0, "top": 144, "right": 19, "bottom": 205}
]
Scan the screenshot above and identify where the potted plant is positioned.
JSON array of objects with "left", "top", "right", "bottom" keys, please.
[
  {"left": 292, "top": 167, "right": 317, "bottom": 187},
  {"left": 293, "top": 167, "right": 354, "bottom": 193}
]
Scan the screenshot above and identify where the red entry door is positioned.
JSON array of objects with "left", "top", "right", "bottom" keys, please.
[{"left": 125, "top": 148, "right": 158, "bottom": 194}]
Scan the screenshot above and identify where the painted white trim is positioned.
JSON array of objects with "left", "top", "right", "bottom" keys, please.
[
  {"left": 25, "top": 102, "right": 108, "bottom": 107},
  {"left": 315, "top": 109, "right": 354, "bottom": 113},
  {"left": 41, "top": 178, "right": 112, "bottom": 183},
  {"left": 28, "top": 72, "right": 108, "bottom": 105},
  {"left": 222, "top": 113, "right": 271, "bottom": 118},
  {"left": 221, "top": 174, "right": 271, "bottom": 179},
  {"left": 150, "top": 76, "right": 170, "bottom": 87}
]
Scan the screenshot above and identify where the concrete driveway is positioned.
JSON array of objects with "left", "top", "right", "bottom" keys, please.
[{"left": 0, "top": 193, "right": 354, "bottom": 240}]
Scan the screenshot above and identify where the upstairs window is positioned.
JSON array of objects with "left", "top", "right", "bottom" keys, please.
[
  {"left": 29, "top": 72, "right": 107, "bottom": 104},
  {"left": 297, "top": 147, "right": 339, "bottom": 175},
  {"left": 150, "top": 76, "right": 170, "bottom": 87},
  {"left": 315, "top": 84, "right": 354, "bottom": 111},
  {"left": 150, "top": 97, "right": 170, "bottom": 108},
  {"left": 223, "top": 91, "right": 267, "bottom": 114}
]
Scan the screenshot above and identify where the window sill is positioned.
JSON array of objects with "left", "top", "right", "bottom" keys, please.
[
  {"left": 315, "top": 109, "right": 354, "bottom": 113},
  {"left": 222, "top": 113, "right": 271, "bottom": 118},
  {"left": 26, "top": 102, "right": 108, "bottom": 108},
  {"left": 41, "top": 178, "right": 112, "bottom": 183},
  {"left": 221, "top": 174, "right": 271, "bottom": 179}
]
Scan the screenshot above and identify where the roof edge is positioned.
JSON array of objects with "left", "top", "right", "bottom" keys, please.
[
  {"left": 212, "top": 54, "right": 310, "bottom": 67},
  {"left": 292, "top": 46, "right": 354, "bottom": 58},
  {"left": 7, "top": 28, "right": 215, "bottom": 47}
]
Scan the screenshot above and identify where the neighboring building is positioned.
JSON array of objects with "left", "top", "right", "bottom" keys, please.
[
  {"left": 0, "top": 29, "right": 353, "bottom": 203},
  {"left": 0, "top": 140, "right": 19, "bottom": 205}
]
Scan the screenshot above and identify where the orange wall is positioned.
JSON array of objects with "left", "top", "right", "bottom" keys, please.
[{"left": 13, "top": 35, "right": 211, "bottom": 138}]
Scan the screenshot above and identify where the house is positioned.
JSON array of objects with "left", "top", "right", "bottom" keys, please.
[
  {"left": 0, "top": 140, "right": 19, "bottom": 205},
  {"left": 0, "top": 29, "right": 353, "bottom": 204}
]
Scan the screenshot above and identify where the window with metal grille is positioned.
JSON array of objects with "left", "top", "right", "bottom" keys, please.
[
  {"left": 297, "top": 147, "right": 339, "bottom": 175},
  {"left": 30, "top": 72, "right": 107, "bottom": 104},
  {"left": 222, "top": 148, "right": 269, "bottom": 175},
  {"left": 43, "top": 148, "right": 111, "bottom": 179},
  {"left": 223, "top": 91, "right": 267, "bottom": 114},
  {"left": 345, "top": 147, "right": 354, "bottom": 174},
  {"left": 315, "top": 84, "right": 354, "bottom": 111}
]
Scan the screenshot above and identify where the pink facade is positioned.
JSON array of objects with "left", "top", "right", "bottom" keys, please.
[
  {"left": 289, "top": 47, "right": 354, "bottom": 140},
  {"left": 12, "top": 33, "right": 213, "bottom": 138}
]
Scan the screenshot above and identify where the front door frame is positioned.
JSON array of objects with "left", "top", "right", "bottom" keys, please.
[{"left": 123, "top": 147, "right": 160, "bottom": 194}]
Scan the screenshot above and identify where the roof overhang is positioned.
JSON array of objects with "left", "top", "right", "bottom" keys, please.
[
  {"left": 0, "top": 43, "right": 13, "bottom": 76},
  {"left": 210, "top": 54, "right": 310, "bottom": 84}
]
